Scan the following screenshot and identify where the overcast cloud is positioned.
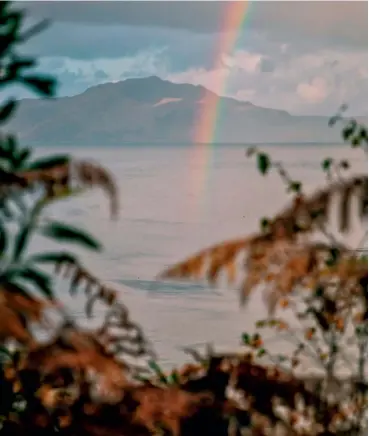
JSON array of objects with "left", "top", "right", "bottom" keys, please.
[{"left": 13, "top": 1, "right": 368, "bottom": 115}]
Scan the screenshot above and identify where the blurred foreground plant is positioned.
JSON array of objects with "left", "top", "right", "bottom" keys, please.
[
  {"left": 160, "top": 114, "right": 368, "bottom": 434},
  {"left": 0, "top": 1, "right": 155, "bottom": 431}
]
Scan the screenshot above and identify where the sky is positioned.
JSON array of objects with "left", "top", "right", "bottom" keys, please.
[{"left": 15, "top": 1, "right": 369, "bottom": 116}]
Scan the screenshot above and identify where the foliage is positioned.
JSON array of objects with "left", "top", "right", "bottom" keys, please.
[
  {"left": 160, "top": 113, "right": 368, "bottom": 434},
  {"left": 0, "top": 1, "right": 367, "bottom": 436},
  {"left": 0, "top": 1, "right": 155, "bottom": 431}
]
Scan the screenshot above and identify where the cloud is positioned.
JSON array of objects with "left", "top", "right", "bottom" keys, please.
[
  {"left": 94, "top": 70, "right": 109, "bottom": 80},
  {"left": 297, "top": 78, "right": 329, "bottom": 104},
  {"left": 20, "top": 1, "right": 367, "bottom": 48},
  {"left": 165, "top": 48, "right": 367, "bottom": 115},
  {"left": 10, "top": 1, "right": 366, "bottom": 116}
]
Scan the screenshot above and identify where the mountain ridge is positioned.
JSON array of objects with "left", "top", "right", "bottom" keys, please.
[{"left": 5, "top": 76, "right": 367, "bottom": 146}]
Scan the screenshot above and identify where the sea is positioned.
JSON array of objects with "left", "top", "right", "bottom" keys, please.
[{"left": 30, "top": 144, "right": 367, "bottom": 374}]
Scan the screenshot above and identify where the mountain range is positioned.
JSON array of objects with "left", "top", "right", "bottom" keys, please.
[{"left": 5, "top": 76, "right": 367, "bottom": 146}]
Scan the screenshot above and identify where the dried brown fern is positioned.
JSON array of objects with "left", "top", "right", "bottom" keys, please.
[
  {"left": 53, "top": 256, "right": 156, "bottom": 375},
  {"left": 159, "top": 176, "right": 368, "bottom": 311},
  {"left": 24, "top": 327, "right": 130, "bottom": 395},
  {"left": 0, "top": 286, "right": 56, "bottom": 346},
  {"left": 273, "top": 174, "right": 367, "bottom": 235},
  {"left": 0, "top": 159, "right": 119, "bottom": 218}
]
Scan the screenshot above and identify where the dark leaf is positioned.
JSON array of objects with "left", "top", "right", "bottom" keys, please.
[
  {"left": 27, "top": 155, "right": 69, "bottom": 170},
  {"left": 321, "top": 158, "right": 333, "bottom": 171},
  {"left": 21, "top": 75, "right": 56, "bottom": 97},
  {"left": 19, "top": 19, "right": 50, "bottom": 43},
  {"left": 259, "top": 217, "right": 270, "bottom": 232},
  {"left": 12, "top": 148, "right": 31, "bottom": 169},
  {"left": 325, "top": 247, "right": 341, "bottom": 267},
  {"left": 241, "top": 333, "right": 251, "bottom": 345},
  {"left": 0, "top": 99, "right": 17, "bottom": 122},
  {"left": 29, "top": 251, "right": 77, "bottom": 265},
  {"left": 359, "top": 127, "right": 368, "bottom": 143},
  {"left": 148, "top": 360, "right": 168, "bottom": 385},
  {"left": 314, "top": 285, "right": 324, "bottom": 298},
  {"left": 16, "top": 267, "right": 53, "bottom": 299},
  {"left": 0, "top": 199, "right": 13, "bottom": 220},
  {"left": 13, "top": 222, "right": 32, "bottom": 262},
  {"left": 342, "top": 123, "right": 356, "bottom": 141},
  {"left": 168, "top": 371, "right": 180, "bottom": 385},
  {"left": 257, "top": 153, "right": 270, "bottom": 175},
  {"left": 12, "top": 201, "right": 45, "bottom": 261},
  {"left": 352, "top": 137, "right": 361, "bottom": 148},
  {"left": 5, "top": 134, "right": 17, "bottom": 154},
  {"left": 328, "top": 115, "right": 339, "bottom": 127},
  {"left": 40, "top": 221, "right": 102, "bottom": 251},
  {"left": 0, "top": 225, "right": 8, "bottom": 255},
  {"left": 9, "top": 58, "right": 35, "bottom": 70},
  {"left": 0, "top": 345, "right": 12, "bottom": 359},
  {"left": 339, "top": 160, "right": 350, "bottom": 170},
  {"left": 289, "top": 181, "right": 302, "bottom": 193}
]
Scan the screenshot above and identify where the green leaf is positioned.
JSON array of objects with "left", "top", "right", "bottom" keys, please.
[
  {"left": 40, "top": 221, "right": 102, "bottom": 251},
  {"left": 29, "top": 251, "right": 77, "bottom": 264},
  {"left": 0, "top": 345, "right": 11, "bottom": 359},
  {"left": 4, "top": 134, "right": 17, "bottom": 155},
  {"left": 27, "top": 155, "right": 69, "bottom": 170},
  {"left": 241, "top": 333, "right": 251, "bottom": 345},
  {"left": 259, "top": 217, "right": 270, "bottom": 232},
  {"left": 255, "top": 320, "right": 266, "bottom": 328},
  {"left": 314, "top": 285, "right": 324, "bottom": 298},
  {"left": 257, "top": 348, "right": 266, "bottom": 357},
  {"left": 277, "top": 355, "right": 288, "bottom": 363},
  {"left": 257, "top": 153, "right": 270, "bottom": 175},
  {"left": 352, "top": 137, "right": 361, "bottom": 148},
  {"left": 0, "top": 99, "right": 17, "bottom": 122},
  {"left": 16, "top": 267, "right": 53, "bottom": 299},
  {"left": 13, "top": 222, "right": 33, "bottom": 262},
  {"left": 12, "top": 200, "right": 45, "bottom": 261},
  {"left": 342, "top": 123, "right": 356, "bottom": 141},
  {"left": 325, "top": 247, "right": 340, "bottom": 267},
  {"left": 289, "top": 181, "right": 302, "bottom": 193},
  {"left": 359, "top": 127, "right": 368, "bottom": 143},
  {"left": 12, "top": 148, "right": 31, "bottom": 169},
  {"left": 321, "top": 158, "right": 333, "bottom": 172},
  {"left": 0, "top": 225, "right": 8, "bottom": 255},
  {"left": 168, "top": 371, "right": 180, "bottom": 385},
  {"left": 148, "top": 360, "right": 168, "bottom": 385}
]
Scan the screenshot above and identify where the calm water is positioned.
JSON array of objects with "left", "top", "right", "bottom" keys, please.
[{"left": 32, "top": 144, "right": 367, "bottom": 370}]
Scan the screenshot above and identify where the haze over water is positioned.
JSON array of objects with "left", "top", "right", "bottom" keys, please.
[{"left": 32, "top": 144, "right": 367, "bottom": 371}]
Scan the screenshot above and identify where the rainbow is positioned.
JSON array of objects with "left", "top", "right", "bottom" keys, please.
[{"left": 187, "top": 1, "right": 251, "bottom": 218}]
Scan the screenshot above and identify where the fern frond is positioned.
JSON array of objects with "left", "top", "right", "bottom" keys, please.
[
  {"left": 25, "top": 327, "right": 130, "bottom": 393},
  {"left": 159, "top": 176, "right": 368, "bottom": 311},
  {"left": 273, "top": 174, "right": 367, "bottom": 235},
  {"left": 0, "top": 286, "right": 56, "bottom": 345},
  {"left": 52, "top": 256, "right": 156, "bottom": 371},
  {"left": 159, "top": 237, "right": 249, "bottom": 284},
  {"left": 0, "top": 159, "right": 119, "bottom": 218}
]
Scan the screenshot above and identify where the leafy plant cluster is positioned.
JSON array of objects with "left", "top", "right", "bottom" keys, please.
[{"left": 0, "top": 1, "right": 155, "bottom": 428}]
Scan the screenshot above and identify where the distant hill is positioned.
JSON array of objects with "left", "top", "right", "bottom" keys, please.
[{"left": 5, "top": 76, "right": 367, "bottom": 146}]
